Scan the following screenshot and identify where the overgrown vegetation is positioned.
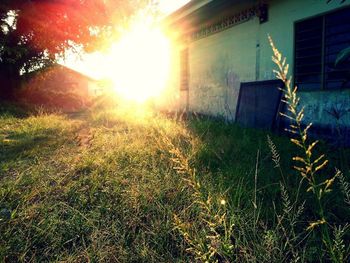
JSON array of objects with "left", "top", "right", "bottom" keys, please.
[
  {"left": 1, "top": 40, "right": 350, "bottom": 261},
  {"left": 0, "top": 94, "right": 349, "bottom": 262},
  {"left": 1, "top": 0, "right": 349, "bottom": 261}
]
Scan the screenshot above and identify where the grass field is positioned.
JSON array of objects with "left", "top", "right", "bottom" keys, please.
[{"left": 0, "top": 103, "right": 349, "bottom": 262}]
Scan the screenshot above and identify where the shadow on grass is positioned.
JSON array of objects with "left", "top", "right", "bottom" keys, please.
[
  {"left": 187, "top": 116, "right": 350, "bottom": 223},
  {"left": 0, "top": 102, "right": 29, "bottom": 118},
  {"left": 0, "top": 126, "right": 69, "bottom": 170}
]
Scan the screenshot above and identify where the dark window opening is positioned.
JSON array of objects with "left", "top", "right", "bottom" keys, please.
[
  {"left": 180, "top": 48, "right": 189, "bottom": 91},
  {"left": 295, "top": 6, "right": 350, "bottom": 91}
]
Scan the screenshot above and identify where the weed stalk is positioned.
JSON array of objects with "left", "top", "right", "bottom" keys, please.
[{"left": 269, "top": 36, "right": 341, "bottom": 262}]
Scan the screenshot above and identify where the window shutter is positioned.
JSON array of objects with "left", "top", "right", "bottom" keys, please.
[
  {"left": 295, "top": 6, "right": 350, "bottom": 90},
  {"left": 295, "top": 16, "right": 323, "bottom": 91}
]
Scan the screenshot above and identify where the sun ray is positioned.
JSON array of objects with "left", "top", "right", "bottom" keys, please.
[{"left": 62, "top": 15, "right": 172, "bottom": 103}]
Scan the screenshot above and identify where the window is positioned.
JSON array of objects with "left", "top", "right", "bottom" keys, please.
[
  {"left": 295, "top": 6, "right": 350, "bottom": 90},
  {"left": 180, "top": 48, "right": 189, "bottom": 91}
]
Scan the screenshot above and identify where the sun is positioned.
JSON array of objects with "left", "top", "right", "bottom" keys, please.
[
  {"left": 59, "top": 0, "right": 194, "bottom": 104},
  {"left": 60, "top": 12, "right": 176, "bottom": 103},
  {"left": 105, "top": 23, "right": 171, "bottom": 103}
]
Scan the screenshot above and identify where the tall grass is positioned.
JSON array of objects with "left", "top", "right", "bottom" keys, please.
[
  {"left": 168, "top": 39, "right": 350, "bottom": 262},
  {"left": 1, "top": 57, "right": 350, "bottom": 261},
  {"left": 269, "top": 36, "right": 349, "bottom": 262},
  {"left": 1, "top": 100, "right": 349, "bottom": 261}
]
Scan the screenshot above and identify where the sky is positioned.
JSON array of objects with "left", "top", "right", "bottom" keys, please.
[{"left": 158, "top": 0, "right": 191, "bottom": 15}]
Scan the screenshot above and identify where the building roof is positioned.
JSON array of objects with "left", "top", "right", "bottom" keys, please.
[
  {"left": 24, "top": 64, "right": 98, "bottom": 84},
  {"left": 57, "top": 65, "right": 98, "bottom": 82},
  {"left": 163, "top": 0, "right": 253, "bottom": 38},
  {"left": 166, "top": 0, "right": 214, "bottom": 23}
]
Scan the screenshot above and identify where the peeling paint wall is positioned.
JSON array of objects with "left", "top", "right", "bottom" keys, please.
[
  {"left": 188, "top": 17, "right": 257, "bottom": 120},
  {"left": 299, "top": 89, "right": 350, "bottom": 129}
]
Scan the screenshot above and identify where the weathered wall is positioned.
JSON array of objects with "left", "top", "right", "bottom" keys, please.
[
  {"left": 299, "top": 89, "right": 350, "bottom": 129},
  {"left": 167, "top": 0, "right": 350, "bottom": 129},
  {"left": 188, "top": 16, "right": 258, "bottom": 120}
]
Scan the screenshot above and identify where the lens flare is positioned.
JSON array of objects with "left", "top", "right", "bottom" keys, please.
[
  {"left": 105, "top": 26, "right": 171, "bottom": 102},
  {"left": 61, "top": 15, "right": 172, "bottom": 104}
]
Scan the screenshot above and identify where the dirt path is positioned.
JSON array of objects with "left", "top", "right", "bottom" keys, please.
[
  {"left": 65, "top": 111, "right": 95, "bottom": 148},
  {"left": 76, "top": 127, "right": 94, "bottom": 148}
]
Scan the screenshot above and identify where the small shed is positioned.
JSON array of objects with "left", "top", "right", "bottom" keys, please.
[{"left": 19, "top": 65, "right": 101, "bottom": 111}]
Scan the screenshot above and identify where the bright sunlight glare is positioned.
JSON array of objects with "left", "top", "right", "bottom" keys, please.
[
  {"left": 105, "top": 24, "right": 171, "bottom": 103},
  {"left": 61, "top": 0, "right": 193, "bottom": 104},
  {"left": 61, "top": 18, "right": 172, "bottom": 103}
]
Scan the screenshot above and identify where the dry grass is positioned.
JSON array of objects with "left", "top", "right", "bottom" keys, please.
[{"left": 0, "top": 101, "right": 349, "bottom": 262}]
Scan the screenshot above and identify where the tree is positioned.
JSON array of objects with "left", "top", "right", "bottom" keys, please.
[{"left": 0, "top": 0, "right": 150, "bottom": 99}]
